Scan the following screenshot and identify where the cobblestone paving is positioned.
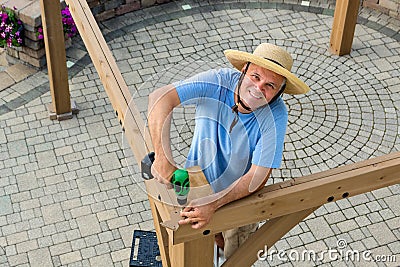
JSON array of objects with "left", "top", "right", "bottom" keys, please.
[{"left": 1, "top": 0, "right": 399, "bottom": 266}]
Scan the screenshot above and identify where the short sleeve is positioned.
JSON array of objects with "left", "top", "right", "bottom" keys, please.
[
  {"left": 173, "top": 68, "right": 240, "bottom": 106},
  {"left": 251, "top": 99, "right": 288, "bottom": 168}
]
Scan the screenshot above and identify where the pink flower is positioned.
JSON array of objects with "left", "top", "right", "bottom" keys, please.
[{"left": 5, "top": 25, "right": 11, "bottom": 33}]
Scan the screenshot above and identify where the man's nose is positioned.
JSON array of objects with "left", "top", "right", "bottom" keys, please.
[{"left": 254, "top": 82, "right": 263, "bottom": 92}]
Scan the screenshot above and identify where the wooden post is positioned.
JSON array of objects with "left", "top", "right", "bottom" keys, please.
[
  {"left": 147, "top": 196, "right": 172, "bottom": 267},
  {"left": 40, "top": 0, "right": 78, "bottom": 120},
  {"left": 330, "top": 0, "right": 360, "bottom": 55},
  {"left": 170, "top": 236, "right": 214, "bottom": 267}
]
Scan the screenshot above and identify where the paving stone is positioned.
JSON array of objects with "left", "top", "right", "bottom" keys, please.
[
  {"left": 16, "top": 239, "right": 38, "bottom": 254},
  {"left": 50, "top": 242, "right": 72, "bottom": 257},
  {"left": 16, "top": 172, "right": 38, "bottom": 192},
  {"left": 0, "top": 196, "right": 13, "bottom": 216},
  {"left": 367, "top": 222, "right": 397, "bottom": 246},
  {"left": 35, "top": 150, "right": 57, "bottom": 169},
  {"left": 305, "top": 217, "right": 334, "bottom": 240},
  {"left": 0, "top": 72, "right": 15, "bottom": 91},
  {"left": 97, "top": 152, "right": 121, "bottom": 172},
  {"left": 336, "top": 219, "right": 360, "bottom": 233},
  {"left": 41, "top": 203, "right": 64, "bottom": 225},
  {"left": 106, "top": 217, "right": 129, "bottom": 231},
  {"left": 7, "top": 140, "right": 29, "bottom": 158},
  {"left": 5, "top": 64, "right": 36, "bottom": 83},
  {"left": 111, "top": 247, "right": 130, "bottom": 263},
  {"left": 7, "top": 253, "right": 28, "bottom": 266},
  {"left": 324, "top": 211, "right": 346, "bottom": 224},
  {"left": 387, "top": 241, "right": 400, "bottom": 255},
  {"left": 371, "top": 187, "right": 394, "bottom": 199},
  {"left": 6, "top": 231, "right": 28, "bottom": 246},
  {"left": 298, "top": 231, "right": 316, "bottom": 245},
  {"left": 87, "top": 122, "right": 109, "bottom": 139},
  {"left": 367, "top": 212, "right": 384, "bottom": 224},
  {"left": 60, "top": 251, "right": 82, "bottom": 265},
  {"left": 76, "top": 176, "right": 100, "bottom": 196},
  {"left": 89, "top": 254, "right": 114, "bottom": 266},
  {"left": 76, "top": 215, "right": 101, "bottom": 237},
  {"left": 383, "top": 195, "right": 400, "bottom": 216}
]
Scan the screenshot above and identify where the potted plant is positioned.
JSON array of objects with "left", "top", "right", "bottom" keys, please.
[{"left": 0, "top": 5, "right": 24, "bottom": 49}]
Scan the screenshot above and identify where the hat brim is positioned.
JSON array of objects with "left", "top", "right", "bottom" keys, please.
[{"left": 224, "top": 49, "right": 310, "bottom": 95}]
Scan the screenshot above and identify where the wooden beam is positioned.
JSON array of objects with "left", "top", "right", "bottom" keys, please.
[
  {"left": 39, "top": 0, "right": 72, "bottom": 120},
  {"left": 172, "top": 151, "right": 400, "bottom": 244},
  {"left": 330, "top": 0, "right": 360, "bottom": 55},
  {"left": 65, "top": 0, "right": 153, "bottom": 161},
  {"left": 222, "top": 207, "right": 318, "bottom": 267}
]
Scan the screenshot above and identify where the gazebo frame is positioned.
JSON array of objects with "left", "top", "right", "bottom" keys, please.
[{"left": 39, "top": 1, "right": 399, "bottom": 266}]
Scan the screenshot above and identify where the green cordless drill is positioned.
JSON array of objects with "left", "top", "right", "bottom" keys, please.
[
  {"left": 141, "top": 152, "right": 190, "bottom": 205},
  {"left": 171, "top": 169, "right": 190, "bottom": 205}
]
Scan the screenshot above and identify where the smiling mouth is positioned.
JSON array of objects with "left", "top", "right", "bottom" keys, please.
[{"left": 248, "top": 89, "right": 263, "bottom": 100}]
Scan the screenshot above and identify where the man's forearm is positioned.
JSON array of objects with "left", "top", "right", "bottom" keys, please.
[
  {"left": 213, "top": 166, "right": 272, "bottom": 210},
  {"left": 147, "top": 85, "right": 181, "bottom": 178}
]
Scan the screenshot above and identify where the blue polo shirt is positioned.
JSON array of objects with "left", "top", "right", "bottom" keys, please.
[{"left": 174, "top": 68, "right": 288, "bottom": 192}]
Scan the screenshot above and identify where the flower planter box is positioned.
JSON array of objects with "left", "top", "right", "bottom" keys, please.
[{"left": 2, "top": 0, "right": 171, "bottom": 69}]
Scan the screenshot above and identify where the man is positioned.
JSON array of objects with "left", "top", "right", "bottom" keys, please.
[{"left": 147, "top": 43, "right": 310, "bottom": 259}]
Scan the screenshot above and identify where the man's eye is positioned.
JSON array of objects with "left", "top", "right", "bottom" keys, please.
[{"left": 266, "top": 83, "right": 275, "bottom": 89}]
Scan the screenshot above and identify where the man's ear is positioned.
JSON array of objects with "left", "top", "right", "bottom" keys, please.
[
  {"left": 241, "top": 62, "right": 251, "bottom": 73},
  {"left": 241, "top": 62, "right": 251, "bottom": 74}
]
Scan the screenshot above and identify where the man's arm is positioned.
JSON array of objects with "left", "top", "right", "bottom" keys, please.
[
  {"left": 147, "top": 84, "right": 181, "bottom": 183},
  {"left": 179, "top": 164, "right": 272, "bottom": 229}
]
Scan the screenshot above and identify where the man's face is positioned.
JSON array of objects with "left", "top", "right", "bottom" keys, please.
[{"left": 239, "top": 63, "right": 285, "bottom": 111}]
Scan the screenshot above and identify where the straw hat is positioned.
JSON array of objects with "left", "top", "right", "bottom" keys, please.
[{"left": 224, "top": 43, "right": 310, "bottom": 95}]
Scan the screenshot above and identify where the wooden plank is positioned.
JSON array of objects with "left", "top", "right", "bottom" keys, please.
[
  {"left": 39, "top": 0, "right": 71, "bottom": 116},
  {"left": 330, "top": 0, "right": 360, "bottom": 55},
  {"left": 222, "top": 207, "right": 318, "bottom": 267},
  {"left": 65, "top": 0, "right": 153, "bottom": 161},
  {"left": 172, "top": 151, "right": 400, "bottom": 244}
]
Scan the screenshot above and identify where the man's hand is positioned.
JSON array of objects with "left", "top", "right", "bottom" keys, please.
[
  {"left": 177, "top": 165, "right": 272, "bottom": 229},
  {"left": 151, "top": 158, "right": 176, "bottom": 185},
  {"left": 178, "top": 199, "right": 217, "bottom": 229}
]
